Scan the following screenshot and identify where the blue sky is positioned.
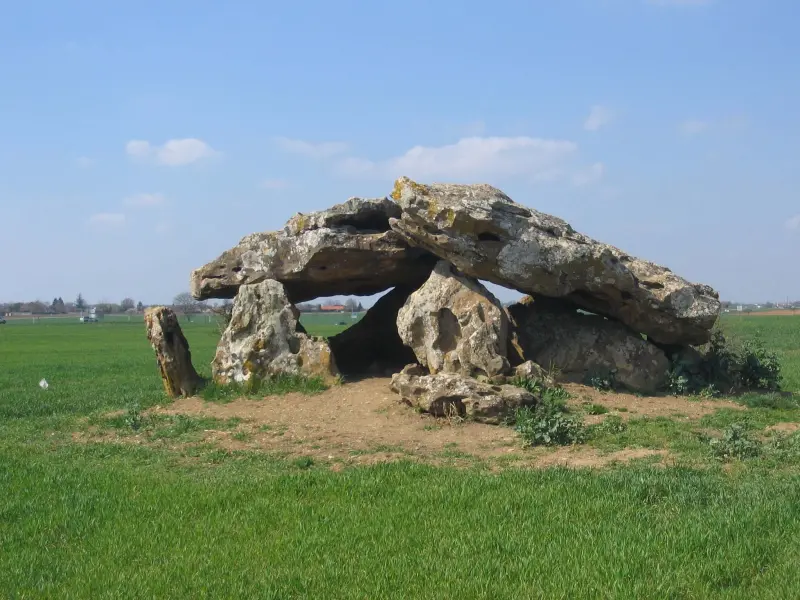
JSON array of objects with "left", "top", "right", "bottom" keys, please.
[{"left": 1, "top": 0, "right": 798, "bottom": 306}]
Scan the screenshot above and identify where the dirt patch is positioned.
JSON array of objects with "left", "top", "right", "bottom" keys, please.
[
  {"left": 564, "top": 384, "right": 744, "bottom": 421},
  {"left": 78, "top": 379, "right": 760, "bottom": 469},
  {"left": 531, "top": 448, "right": 669, "bottom": 469},
  {"left": 766, "top": 422, "right": 800, "bottom": 434}
]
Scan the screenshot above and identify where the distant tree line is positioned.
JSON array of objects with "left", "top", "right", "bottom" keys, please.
[{"left": 1, "top": 293, "right": 148, "bottom": 316}]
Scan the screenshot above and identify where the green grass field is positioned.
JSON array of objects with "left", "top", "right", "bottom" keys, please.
[{"left": 1, "top": 315, "right": 800, "bottom": 598}]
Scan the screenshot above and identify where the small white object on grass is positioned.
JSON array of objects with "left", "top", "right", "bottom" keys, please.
[{"left": 39, "top": 378, "right": 49, "bottom": 390}]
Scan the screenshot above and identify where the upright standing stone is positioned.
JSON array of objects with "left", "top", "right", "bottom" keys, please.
[
  {"left": 144, "top": 307, "right": 203, "bottom": 398},
  {"left": 396, "top": 261, "right": 510, "bottom": 377},
  {"left": 212, "top": 279, "right": 340, "bottom": 385}
]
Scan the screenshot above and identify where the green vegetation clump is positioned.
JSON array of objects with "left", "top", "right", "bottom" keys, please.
[
  {"left": 585, "top": 371, "right": 616, "bottom": 392},
  {"left": 590, "top": 414, "right": 628, "bottom": 436},
  {"left": 668, "top": 327, "right": 783, "bottom": 396},
  {"left": 708, "top": 422, "right": 762, "bottom": 461},
  {"left": 510, "top": 378, "right": 586, "bottom": 446}
]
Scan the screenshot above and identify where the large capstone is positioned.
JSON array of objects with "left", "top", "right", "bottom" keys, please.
[
  {"left": 144, "top": 306, "right": 203, "bottom": 398},
  {"left": 396, "top": 261, "right": 510, "bottom": 378},
  {"left": 390, "top": 365, "right": 536, "bottom": 425},
  {"left": 507, "top": 296, "right": 670, "bottom": 394},
  {"left": 389, "top": 177, "right": 720, "bottom": 346},
  {"left": 191, "top": 197, "right": 436, "bottom": 303},
  {"left": 212, "top": 280, "right": 339, "bottom": 385},
  {"left": 328, "top": 286, "right": 418, "bottom": 376}
]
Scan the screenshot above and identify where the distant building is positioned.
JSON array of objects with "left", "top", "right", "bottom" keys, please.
[{"left": 320, "top": 305, "right": 346, "bottom": 312}]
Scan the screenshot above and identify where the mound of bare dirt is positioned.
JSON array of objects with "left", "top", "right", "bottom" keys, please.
[{"left": 113, "top": 378, "right": 750, "bottom": 469}]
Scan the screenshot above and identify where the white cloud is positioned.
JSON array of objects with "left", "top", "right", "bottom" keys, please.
[
  {"left": 334, "top": 136, "right": 579, "bottom": 181},
  {"left": 572, "top": 162, "right": 606, "bottom": 186},
  {"left": 88, "top": 213, "right": 125, "bottom": 228},
  {"left": 125, "top": 138, "right": 217, "bottom": 166},
  {"left": 273, "top": 137, "right": 349, "bottom": 159},
  {"left": 785, "top": 215, "right": 800, "bottom": 231},
  {"left": 679, "top": 119, "right": 710, "bottom": 136},
  {"left": 124, "top": 193, "right": 166, "bottom": 208},
  {"left": 260, "top": 178, "right": 290, "bottom": 190},
  {"left": 75, "top": 156, "right": 95, "bottom": 168},
  {"left": 584, "top": 106, "right": 614, "bottom": 132},
  {"left": 126, "top": 140, "right": 151, "bottom": 158}
]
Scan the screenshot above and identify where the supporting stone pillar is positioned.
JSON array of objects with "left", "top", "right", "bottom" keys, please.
[{"left": 144, "top": 306, "right": 203, "bottom": 397}]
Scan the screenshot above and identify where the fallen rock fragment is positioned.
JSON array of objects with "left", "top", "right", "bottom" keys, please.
[
  {"left": 144, "top": 306, "right": 203, "bottom": 397},
  {"left": 212, "top": 280, "right": 340, "bottom": 385},
  {"left": 508, "top": 297, "right": 670, "bottom": 393},
  {"left": 396, "top": 261, "right": 509, "bottom": 378},
  {"left": 390, "top": 365, "right": 536, "bottom": 425},
  {"left": 389, "top": 176, "right": 720, "bottom": 346}
]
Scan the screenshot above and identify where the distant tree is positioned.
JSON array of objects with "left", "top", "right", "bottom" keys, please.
[
  {"left": 356, "top": 301, "right": 364, "bottom": 312},
  {"left": 120, "top": 298, "right": 135, "bottom": 311},
  {"left": 343, "top": 298, "right": 359, "bottom": 312},
  {"left": 173, "top": 292, "right": 202, "bottom": 322},
  {"left": 136, "top": 301, "right": 144, "bottom": 312},
  {"left": 76, "top": 293, "right": 86, "bottom": 311},
  {"left": 209, "top": 300, "right": 234, "bottom": 333},
  {"left": 27, "top": 301, "right": 48, "bottom": 314}
]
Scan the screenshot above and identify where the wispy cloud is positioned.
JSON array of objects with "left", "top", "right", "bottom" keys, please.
[
  {"left": 126, "top": 138, "right": 218, "bottom": 166},
  {"left": 124, "top": 193, "right": 166, "bottom": 208},
  {"left": 273, "top": 137, "right": 348, "bottom": 159},
  {"left": 333, "top": 136, "right": 580, "bottom": 182},
  {"left": 785, "top": 215, "right": 800, "bottom": 231},
  {"left": 584, "top": 106, "right": 614, "bottom": 132},
  {"left": 88, "top": 213, "right": 125, "bottom": 228}
]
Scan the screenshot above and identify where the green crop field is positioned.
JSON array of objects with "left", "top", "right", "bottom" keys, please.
[{"left": 2, "top": 316, "right": 800, "bottom": 598}]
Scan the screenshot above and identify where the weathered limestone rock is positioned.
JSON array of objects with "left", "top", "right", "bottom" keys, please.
[
  {"left": 514, "top": 360, "right": 552, "bottom": 383},
  {"left": 396, "top": 261, "right": 509, "bottom": 378},
  {"left": 390, "top": 365, "right": 536, "bottom": 424},
  {"left": 508, "top": 297, "right": 670, "bottom": 393},
  {"left": 212, "top": 280, "right": 339, "bottom": 385},
  {"left": 191, "top": 197, "right": 436, "bottom": 303},
  {"left": 328, "top": 286, "right": 418, "bottom": 376},
  {"left": 389, "top": 177, "right": 720, "bottom": 346},
  {"left": 144, "top": 307, "right": 202, "bottom": 397}
]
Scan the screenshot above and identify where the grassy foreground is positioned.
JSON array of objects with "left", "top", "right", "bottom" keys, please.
[{"left": 1, "top": 316, "right": 800, "bottom": 598}]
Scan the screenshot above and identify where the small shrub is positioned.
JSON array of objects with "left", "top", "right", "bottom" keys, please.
[
  {"left": 292, "top": 456, "right": 314, "bottom": 470},
  {"left": 668, "top": 327, "right": 783, "bottom": 395},
  {"left": 737, "top": 339, "right": 782, "bottom": 391},
  {"left": 584, "top": 402, "right": 609, "bottom": 415},
  {"left": 585, "top": 371, "right": 615, "bottom": 392},
  {"left": 591, "top": 414, "right": 627, "bottom": 436},
  {"left": 666, "top": 369, "right": 691, "bottom": 396},
  {"left": 124, "top": 404, "right": 145, "bottom": 431},
  {"left": 709, "top": 422, "right": 761, "bottom": 461},
  {"left": 766, "top": 431, "right": 800, "bottom": 462},
  {"left": 513, "top": 401, "right": 587, "bottom": 447}
]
